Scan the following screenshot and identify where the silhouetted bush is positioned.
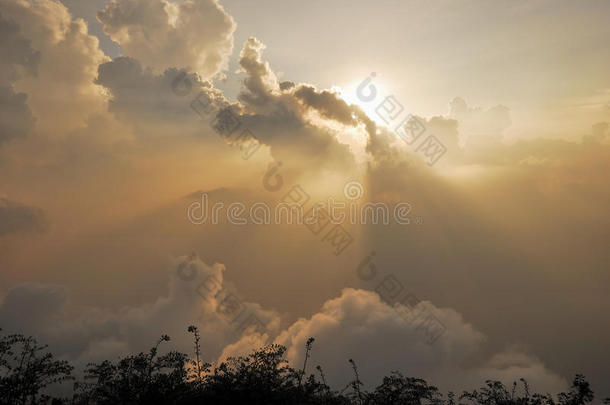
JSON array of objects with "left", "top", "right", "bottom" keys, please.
[
  {"left": 0, "top": 326, "right": 606, "bottom": 405},
  {"left": 0, "top": 329, "right": 73, "bottom": 405}
]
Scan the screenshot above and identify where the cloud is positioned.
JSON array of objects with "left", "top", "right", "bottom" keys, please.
[
  {"left": 0, "top": 255, "right": 280, "bottom": 369},
  {"left": 228, "top": 37, "right": 375, "bottom": 174},
  {"left": 222, "top": 287, "right": 566, "bottom": 394},
  {"left": 237, "top": 36, "right": 376, "bottom": 136},
  {"left": 0, "top": 10, "right": 38, "bottom": 145},
  {"left": 583, "top": 121, "right": 608, "bottom": 144},
  {"left": 0, "top": 0, "right": 608, "bottom": 397},
  {"left": 237, "top": 37, "right": 279, "bottom": 107},
  {"left": 0, "top": 256, "right": 567, "bottom": 395},
  {"left": 98, "top": 0, "right": 235, "bottom": 78},
  {"left": 1, "top": 0, "right": 109, "bottom": 134},
  {"left": 0, "top": 197, "right": 46, "bottom": 236},
  {"left": 0, "top": 283, "right": 65, "bottom": 330},
  {"left": 0, "top": 86, "right": 34, "bottom": 145},
  {"left": 0, "top": 10, "right": 39, "bottom": 85},
  {"left": 293, "top": 84, "right": 375, "bottom": 135},
  {"left": 90, "top": 36, "right": 372, "bottom": 174},
  {"left": 95, "top": 56, "right": 227, "bottom": 136},
  {"left": 448, "top": 97, "right": 511, "bottom": 149}
]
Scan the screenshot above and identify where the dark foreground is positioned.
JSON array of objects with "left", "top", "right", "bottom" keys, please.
[{"left": 0, "top": 326, "right": 607, "bottom": 405}]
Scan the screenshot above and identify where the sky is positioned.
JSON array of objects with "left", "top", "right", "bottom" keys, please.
[{"left": 0, "top": 0, "right": 609, "bottom": 399}]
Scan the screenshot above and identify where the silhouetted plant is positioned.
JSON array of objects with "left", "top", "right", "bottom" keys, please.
[
  {"left": 1, "top": 327, "right": 605, "bottom": 405},
  {"left": 186, "top": 325, "right": 206, "bottom": 381},
  {"left": 0, "top": 329, "right": 73, "bottom": 405},
  {"left": 73, "top": 334, "right": 191, "bottom": 404},
  {"left": 368, "top": 371, "right": 442, "bottom": 405},
  {"left": 557, "top": 375, "right": 594, "bottom": 405},
  {"left": 460, "top": 375, "right": 595, "bottom": 405},
  {"left": 299, "top": 337, "right": 315, "bottom": 387},
  {"left": 448, "top": 391, "right": 456, "bottom": 405},
  {"left": 346, "top": 358, "right": 365, "bottom": 404}
]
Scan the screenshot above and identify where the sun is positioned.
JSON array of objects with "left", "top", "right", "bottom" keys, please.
[{"left": 334, "top": 74, "right": 395, "bottom": 127}]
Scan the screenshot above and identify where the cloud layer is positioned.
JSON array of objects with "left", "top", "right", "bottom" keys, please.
[{"left": 0, "top": 256, "right": 567, "bottom": 395}]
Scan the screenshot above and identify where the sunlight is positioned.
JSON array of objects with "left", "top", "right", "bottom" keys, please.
[{"left": 335, "top": 75, "right": 396, "bottom": 126}]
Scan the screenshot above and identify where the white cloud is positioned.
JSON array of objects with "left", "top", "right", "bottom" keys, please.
[
  {"left": 98, "top": 0, "right": 235, "bottom": 79},
  {"left": 223, "top": 287, "right": 567, "bottom": 394},
  {"left": 0, "top": 255, "right": 280, "bottom": 368},
  {"left": 1, "top": 0, "right": 109, "bottom": 135}
]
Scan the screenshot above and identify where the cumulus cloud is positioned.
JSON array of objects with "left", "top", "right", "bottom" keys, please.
[
  {"left": 98, "top": 0, "right": 235, "bottom": 78},
  {"left": 237, "top": 37, "right": 279, "bottom": 107},
  {"left": 90, "top": 35, "right": 373, "bottom": 174},
  {"left": 0, "top": 85, "right": 34, "bottom": 144},
  {"left": 1, "top": 0, "right": 109, "bottom": 134},
  {"left": 95, "top": 56, "right": 227, "bottom": 136},
  {"left": 293, "top": 84, "right": 377, "bottom": 142},
  {"left": 221, "top": 287, "right": 566, "bottom": 394},
  {"left": 0, "top": 256, "right": 567, "bottom": 395},
  {"left": 228, "top": 37, "right": 377, "bottom": 174},
  {"left": 0, "top": 10, "right": 37, "bottom": 145},
  {"left": 0, "top": 197, "right": 46, "bottom": 236},
  {"left": 237, "top": 39, "right": 376, "bottom": 141},
  {"left": 0, "top": 283, "right": 65, "bottom": 330},
  {"left": 294, "top": 85, "right": 359, "bottom": 126},
  {"left": 95, "top": 35, "right": 364, "bottom": 174},
  {"left": 0, "top": 255, "right": 280, "bottom": 368},
  {"left": 0, "top": 10, "right": 39, "bottom": 85}
]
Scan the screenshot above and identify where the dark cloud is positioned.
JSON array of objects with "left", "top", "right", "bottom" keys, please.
[
  {"left": 279, "top": 81, "right": 295, "bottom": 91},
  {"left": 0, "top": 11, "right": 38, "bottom": 145},
  {"left": 0, "top": 11, "right": 40, "bottom": 84},
  {"left": 96, "top": 38, "right": 367, "bottom": 173},
  {"left": 232, "top": 38, "right": 378, "bottom": 173},
  {"left": 95, "top": 56, "right": 226, "bottom": 136},
  {"left": 0, "top": 197, "right": 46, "bottom": 236},
  {"left": 0, "top": 283, "right": 66, "bottom": 332},
  {"left": 0, "top": 86, "right": 35, "bottom": 144},
  {"left": 294, "top": 85, "right": 358, "bottom": 126}
]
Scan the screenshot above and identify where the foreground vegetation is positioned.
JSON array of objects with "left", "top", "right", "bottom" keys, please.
[{"left": 0, "top": 327, "right": 607, "bottom": 405}]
